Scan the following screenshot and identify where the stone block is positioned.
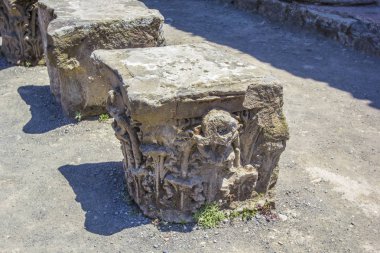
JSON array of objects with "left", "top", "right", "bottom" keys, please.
[
  {"left": 37, "top": 0, "right": 165, "bottom": 117},
  {"left": 0, "top": 0, "right": 43, "bottom": 66},
  {"left": 92, "top": 43, "right": 289, "bottom": 222}
]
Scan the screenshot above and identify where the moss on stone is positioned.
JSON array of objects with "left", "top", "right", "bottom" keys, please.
[{"left": 263, "top": 112, "right": 289, "bottom": 142}]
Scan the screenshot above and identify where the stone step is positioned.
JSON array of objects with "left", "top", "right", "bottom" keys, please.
[
  {"left": 37, "top": 0, "right": 165, "bottom": 117},
  {"left": 92, "top": 43, "right": 289, "bottom": 222}
]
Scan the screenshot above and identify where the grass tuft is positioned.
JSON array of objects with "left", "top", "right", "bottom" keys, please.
[
  {"left": 241, "top": 208, "right": 257, "bottom": 221},
  {"left": 98, "top": 113, "right": 110, "bottom": 122},
  {"left": 75, "top": 111, "right": 82, "bottom": 122},
  {"left": 194, "top": 203, "right": 226, "bottom": 229}
]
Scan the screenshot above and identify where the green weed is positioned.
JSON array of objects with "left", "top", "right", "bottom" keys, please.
[
  {"left": 194, "top": 203, "right": 226, "bottom": 229},
  {"left": 98, "top": 113, "right": 110, "bottom": 122},
  {"left": 75, "top": 111, "right": 82, "bottom": 122}
]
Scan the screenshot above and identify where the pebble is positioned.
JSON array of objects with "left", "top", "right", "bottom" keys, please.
[
  {"left": 278, "top": 214, "right": 288, "bottom": 221},
  {"left": 153, "top": 244, "right": 159, "bottom": 249},
  {"left": 200, "top": 241, "right": 206, "bottom": 247},
  {"left": 310, "top": 178, "right": 322, "bottom": 184}
]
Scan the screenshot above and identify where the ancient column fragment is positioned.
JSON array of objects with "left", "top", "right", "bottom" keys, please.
[
  {"left": 37, "top": 0, "right": 165, "bottom": 117},
  {"left": 92, "top": 43, "right": 289, "bottom": 222},
  {"left": 0, "top": 0, "right": 43, "bottom": 66}
]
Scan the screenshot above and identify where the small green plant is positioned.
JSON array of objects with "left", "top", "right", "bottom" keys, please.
[
  {"left": 194, "top": 203, "right": 226, "bottom": 229},
  {"left": 241, "top": 208, "right": 257, "bottom": 221},
  {"left": 229, "top": 210, "right": 240, "bottom": 220},
  {"left": 75, "top": 111, "right": 82, "bottom": 122},
  {"left": 98, "top": 113, "right": 110, "bottom": 122},
  {"left": 228, "top": 208, "right": 257, "bottom": 221}
]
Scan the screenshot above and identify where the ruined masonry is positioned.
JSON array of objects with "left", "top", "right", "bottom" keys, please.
[
  {"left": 222, "top": 0, "right": 380, "bottom": 56},
  {"left": 92, "top": 43, "right": 289, "bottom": 222},
  {"left": 37, "top": 0, "right": 165, "bottom": 117},
  {"left": 0, "top": 0, "right": 43, "bottom": 66}
]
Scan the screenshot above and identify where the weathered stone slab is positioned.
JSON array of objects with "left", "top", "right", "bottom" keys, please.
[
  {"left": 92, "top": 43, "right": 289, "bottom": 222},
  {"left": 37, "top": 0, "right": 165, "bottom": 117},
  {"left": 0, "top": 0, "right": 43, "bottom": 66}
]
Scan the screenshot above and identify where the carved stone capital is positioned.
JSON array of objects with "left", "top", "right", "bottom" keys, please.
[
  {"left": 0, "top": 0, "right": 43, "bottom": 66},
  {"left": 94, "top": 43, "right": 289, "bottom": 222}
]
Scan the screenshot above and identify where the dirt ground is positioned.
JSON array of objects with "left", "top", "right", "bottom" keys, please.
[{"left": 1, "top": 0, "right": 379, "bottom": 252}]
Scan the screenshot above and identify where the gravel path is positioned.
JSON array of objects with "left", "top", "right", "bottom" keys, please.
[{"left": 1, "top": 0, "right": 379, "bottom": 252}]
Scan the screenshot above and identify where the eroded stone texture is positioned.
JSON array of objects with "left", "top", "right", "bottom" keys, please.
[
  {"left": 0, "top": 0, "right": 43, "bottom": 65},
  {"left": 37, "top": 0, "right": 165, "bottom": 117},
  {"left": 92, "top": 43, "right": 289, "bottom": 222}
]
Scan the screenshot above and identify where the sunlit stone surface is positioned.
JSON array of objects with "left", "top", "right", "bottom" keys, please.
[
  {"left": 37, "top": 0, "right": 165, "bottom": 116},
  {"left": 93, "top": 43, "right": 289, "bottom": 222}
]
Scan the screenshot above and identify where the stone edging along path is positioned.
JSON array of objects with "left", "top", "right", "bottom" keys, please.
[{"left": 219, "top": 0, "right": 380, "bottom": 56}]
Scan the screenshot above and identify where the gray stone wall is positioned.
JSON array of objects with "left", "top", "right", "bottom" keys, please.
[{"left": 218, "top": 0, "right": 380, "bottom": 56}]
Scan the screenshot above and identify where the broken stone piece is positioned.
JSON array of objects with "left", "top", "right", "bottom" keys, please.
[
  {"left": 92, "top": 43, "right": 289, "bottom": 222},
  {"left": 37, "top": 0, "right": 165, "bottom": 117},
  {"left": 0, "top": 0, "right": 43, "bottom": 66}
]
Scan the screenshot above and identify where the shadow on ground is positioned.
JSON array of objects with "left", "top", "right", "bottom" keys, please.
[
  {"left": 18, "top": 85, "right": 72, "bottom": 134},
  {"left": 59, "top": 162, "right": 148, "bottom": 235},
  {"left": 59, "top": 161, "right": 195, "bottom": 235},
  {"left": 143, "top": 0, "right": 380, "bottom": 109},
  {"left": 0, "top": 41, "right": 12, "bottom": 70}
]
